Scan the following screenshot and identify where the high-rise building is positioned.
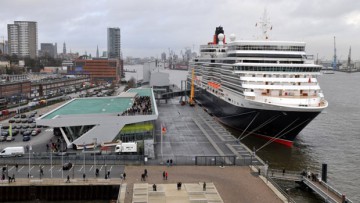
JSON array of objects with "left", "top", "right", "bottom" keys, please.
[
  {"left": 63, "top": 42, "right": 66, "bottom": 54},
  {"left": 40, "top": 43, "right": 56, "bottom": 58},
  {"left": 7, "top": 21, "right": 38, "bottom": 58},
  {"left": 161, "top": 52, "right": 167, "bottom": 61},
  {"left": 96, "top": 45, "right": 99, "bottom": 58},
  {"left": 107, "top": 27, "right": 121, "bottom": 59}
]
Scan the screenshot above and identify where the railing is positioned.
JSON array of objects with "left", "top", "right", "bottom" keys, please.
[
  {"left": 303, "top": 178, "right": 338, "bottom": 203},
  {"left": 266, "top": 176, "right": 296, "bottom": 203}
]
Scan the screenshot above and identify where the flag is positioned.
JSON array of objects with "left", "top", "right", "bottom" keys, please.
[
  {"left": 308, "top": 76, "right": 311, "bottom": 83},
  {"left": 270, "top": 26, "right": 272, "bottom": 30}
]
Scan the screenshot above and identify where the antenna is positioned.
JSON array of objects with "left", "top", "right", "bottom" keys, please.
[
  {"left": 332, "top": 36, "right": 337, "bottom": 70},
  {"left": 256, "top": 9, "right": 273, "bottom": 40}
]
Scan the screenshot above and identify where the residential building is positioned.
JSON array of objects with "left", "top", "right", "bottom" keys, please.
[
  {"left": 107, "top": 27, "right": 121, "bottom": 59},
  {"left": 7, "top": 21, "right": 38, "bottom": 58}
]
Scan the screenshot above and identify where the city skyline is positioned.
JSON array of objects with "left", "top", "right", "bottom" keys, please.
[{"left": 0, "top": 0, "right": 360, "bottom": 59}]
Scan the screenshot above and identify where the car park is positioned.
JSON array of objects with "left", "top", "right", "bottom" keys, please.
[
  {"left": 62, "top": 162, "right": 73, "bottom": 170},
  {"left": 23, "top": 136, "right": 31, "bottom": 141}
]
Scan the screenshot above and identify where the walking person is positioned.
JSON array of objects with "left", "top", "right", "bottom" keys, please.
[
  {"left": 12, "top": 174, "right": 15, "bottom": 182},
  {"left": 144, "top": 169, "right": 148, "bottom": 178},
  {"left": 282, "top": 168, "right": 285, "bottom": 176},
  {"left": 162, "top": 171, "right": 166, "bottom": 180},
  {"left": 203, "top": 182, "right": 206, "bottom": 191},
  {"left": 15, "top": 164, "right": 18, "bottom": 172},
  {"left": 123, "top": 172, "right": 126, "bottom": 180},
  {"left": 165, "top": 171, "right": 168, "bottom": 180},
  {"left": 66, "top": 175, "right": 70, "bottom": 183},
  {"left": 107, "top": 171, "right": 110, "bottom": 178},
  {"left": 153, "top": 184, "right": 157, "bottom": 191},
  {"left": 83, "top": 173, "right": 86, "bottom": 181}
]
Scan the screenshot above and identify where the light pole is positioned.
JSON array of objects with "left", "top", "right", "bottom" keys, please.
[
  {"left": 28, "top": 145, "right": 31, "bottom": 178},
  {"left": 50, "top": 149, "right": 53, "bottom": 178},
  {"left": 93, "top": 138, "right": 97, "bottom": 177},
  {"left": 83, "top": 142, "right": 86, "bottom": 179},
  {"left": 61, "top": 141, "right": 64, "bottom": 179}
]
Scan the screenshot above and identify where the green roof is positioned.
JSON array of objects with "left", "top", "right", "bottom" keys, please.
[
  {"left": 42, "top": 88, "right": 154, "bottom": 119},
  {"left": 43, "top": 97, "right": 133, "bottom": 119},
  {"left": 128, "top": 88, "right": 152, "bottom": 97}
]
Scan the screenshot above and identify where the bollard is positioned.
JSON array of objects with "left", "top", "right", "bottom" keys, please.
[{"left": 321, "top": 163, "right": 327, "bottom": 183}]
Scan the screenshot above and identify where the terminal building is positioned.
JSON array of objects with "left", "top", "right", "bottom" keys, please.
[{"left": 36, "top": 88, "right": 158, "bottom": 151}]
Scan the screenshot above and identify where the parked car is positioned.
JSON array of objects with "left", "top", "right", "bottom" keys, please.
[
  {"left": 34, "top": 128, "right": 41, "bottom": 133},
  {"left": 31, "top": 130, "right": 39, "bottom": 136},
  {"left": 22, "top": 125, "right": 29, "bottom": 129},
  {"left": 2, "top": 125, "right": 9, "bottom": 130},
  {"left": 12, "top": 130, "right": 19, "bottom": 136},
  {"left": 21, "top": 119, "right": 28, "bottom": 123},
  {"left": 15, "top": 125, "right": 21, "bottom": 129},
  {"left": 0, "top": 136, "right": 6, "bottom": 142},
  {"left": 20, "top": 114, "right": 27, "bottom": 118},
  {"left": 29, "top": 123, "right": 36, "bottom": 128},
  {"left": 27, "top": 118, "right": 34, "bottom": 123},
  {"left": 62, "top": 162, "right": 73, "bottom": 170},
  {"left": 15, "top": 119, "right": 21, "bottom": 123},
  {"left": 13, "top": 115, "right": 20, "bottom": 119},
  {"left": 9, "top": 119, "right": 15, "bottom": 123},
  {"left": 6, "top": 136, "right": 14, "bottom": 142},
  {"left": 23, "top": 130, "right": 31, "bottom": 136},
  {"left": 23, "top": 136, "right": 31, "bottom": 141},
  {"left": 1, "top": 131, "right": 9, "bottom": 137}
]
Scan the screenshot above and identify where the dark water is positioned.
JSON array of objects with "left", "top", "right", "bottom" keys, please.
[{"left": 240, "top": 72, "right": 360, "bottom": 202}]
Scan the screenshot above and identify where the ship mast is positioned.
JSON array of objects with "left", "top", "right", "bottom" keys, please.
[{"left": 256, "top": 9, "right": 272, "bottom": 40}]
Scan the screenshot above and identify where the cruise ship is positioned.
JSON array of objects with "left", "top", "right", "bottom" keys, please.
[{"left": 188, "top": 26, "right": 328, "bottom": 147}]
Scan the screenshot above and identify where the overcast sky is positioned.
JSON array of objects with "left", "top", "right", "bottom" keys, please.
[{"left": 1, "top": 0, "right": 360, "bottom": 60}]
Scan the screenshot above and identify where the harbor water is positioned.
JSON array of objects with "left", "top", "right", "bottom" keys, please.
[{"left": 125, "top": 65, "right": 359, "bottom": 202}]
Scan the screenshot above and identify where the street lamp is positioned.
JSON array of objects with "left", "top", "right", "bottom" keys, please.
[
  {"left": 93, "top": 138, "right": 97, "bottom": 177},
  {"left": 83, "top": 142, "right": 86, "bottom": 179},
  {"left": 61, "top": 140, "right": 64, "bottom": 179},
  {"left": 28, "top": 145, "right": 32, "bottom": 179}
]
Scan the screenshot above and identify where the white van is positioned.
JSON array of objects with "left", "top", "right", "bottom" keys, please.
[
  {"left": 115, "top": 142, "right": 137, "bottom": 154},
  {"left": 0, "top": 147, "right": 25, "bottom": 157}
]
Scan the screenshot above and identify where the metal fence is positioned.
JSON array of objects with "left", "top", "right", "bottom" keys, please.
[{"left": 0, "top": 153, "right": 265, "bottom": 167}]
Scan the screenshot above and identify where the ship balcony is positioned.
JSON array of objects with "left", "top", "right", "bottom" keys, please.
[{"left": 246, "top": 94, "right": 327, "bottom": 108}]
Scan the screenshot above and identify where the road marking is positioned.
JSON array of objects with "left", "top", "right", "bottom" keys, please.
[
  {"left": 58, "top": 167, "right": 62, "bottom": 172},
  {"left": 109, "top": 166, "right": 113, "bottom": 172},
  {"left": 78, "top": 166, "right": 83, "bottom": 172},
  {"left": 49, "top": 166, "right": 54, "bottom": 171},
  {"left": 18, "top": 166, "right": 24, "bottom": 172},
  {"left": 8, "top": 166, "right": 14, "bottom": 171},
  {"left": 45, "top": 129, "right": 53, "bottom": 132},
  {"left": 99, "top": 165, "right": 103, "bottom": 171},
  {"left": 89, "top": 165, "right": 93, "bottom": 171},
  {"left": 29, "top": 166, "right": 34, "bottom": 172}
]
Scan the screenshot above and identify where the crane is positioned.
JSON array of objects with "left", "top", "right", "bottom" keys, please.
[
  {"left": 189, "top": 68, "right": 195, "bottom": 106},
  {"left": 332, "top": 36, "right": 337, "bottom": 70}
]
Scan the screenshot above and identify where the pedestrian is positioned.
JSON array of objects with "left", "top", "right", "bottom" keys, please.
[
  {"left": 95, "top": 168, "right": 99, "bottom": 177},
  {"left": 141, "top": 174, "right": 145, "bottom": 181},
  {"left": 170, "top": 159, "right": 173, "bottom": 166},
  {"left": 162, "top": 171, "right": 165, "bottom": 180},
  {"left": 2, "top": 174, "right": 5, "bottom": 180},
  {"left": 144, "top": 169, "right": 148, "bottom": 177},
  {"left": 203, "top": 182, "right": 206, "bottom": 191},
  {"left": 177, "top": 182, "right": 182, "bottom": 190},
  {"left": 282, "top": 168, "right": 285, "bottom": 176},
  {"left": 166, "top": 159, "right": 169, "bottom": 167},
  {"left": 153, "top": 184, "right": 157, "bottom": 191},
  {"left": 123, "top": 172, "right": 126, "bottom": 180},
  {"left": 40, "top": 168, "right": 44, "bottom": 176},
  {"left": 66, "top": 175, "right": 70, "bottom": 183},
  {"left": 83, "top": 173, "right": 86, "bottom": 181},
  {"left": 165, "top": 171, "right": 168, "bottom": 180},
  {"left": 107, "top": 171, "right": 110, "bottom": 178},
  {"left": 105, "top": 174, "right": 108, "bottom": 179},
  {"left": 12, "top": 174, "right": 15, "bottom": 182},
  {"left": 15, "top": 164, "right": 18, "bottom": 172},
  {"left": 46, "top": 143, "right": 49, "bottom": 151}
]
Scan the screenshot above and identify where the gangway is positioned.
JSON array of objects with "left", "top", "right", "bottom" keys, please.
[{"left": 266, "top": 169, "right": 353, "bottom": 203}]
